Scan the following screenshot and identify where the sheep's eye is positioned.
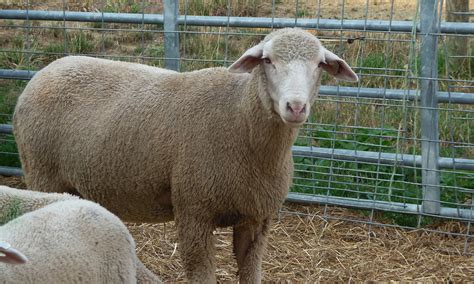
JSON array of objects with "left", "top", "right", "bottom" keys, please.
[{"left": 263, "top": 58, "right": 272, "bottom": 64}]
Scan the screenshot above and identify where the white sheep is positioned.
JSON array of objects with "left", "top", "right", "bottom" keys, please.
[
  {"left": 0, "top": 186, "right": 160, "bottom": 283},
  {"left": 0, "top": 184, "right": 79, "bottom": 222},
  {"left": 0, "top": 241, "right": 27, "bottom": 265},
  {"left": 13, "top": 28, "right": 358, "bottom": 283}
]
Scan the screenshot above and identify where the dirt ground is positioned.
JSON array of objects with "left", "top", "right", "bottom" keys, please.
[{"left": 1, "top": 175, "right": 474, "bottom": 282}]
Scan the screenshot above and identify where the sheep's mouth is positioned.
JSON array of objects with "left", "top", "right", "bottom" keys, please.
[{"left": 281, "top": 117, "right": 307, "bottom": 128}]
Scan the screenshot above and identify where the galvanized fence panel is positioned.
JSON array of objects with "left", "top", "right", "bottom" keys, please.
[{"left": 0, "top": 0, "right": 473, "bottom": 253}]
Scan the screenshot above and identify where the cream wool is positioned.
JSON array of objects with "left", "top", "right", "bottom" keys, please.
[
  {"left": 0, "top": 187, "right": 160, "bottom": 283},
  {"left": 0, "top": 185, "right": 78, "bottom": 221},
  {"left": 13, "top": 28, "right": 357, "bottom": 283}
]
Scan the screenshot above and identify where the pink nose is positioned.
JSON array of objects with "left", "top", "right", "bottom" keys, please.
[{"left": 287, "top": 102, "right": 306, "bottom": 115}]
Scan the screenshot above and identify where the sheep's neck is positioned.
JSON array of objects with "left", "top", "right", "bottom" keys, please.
[{"left": 239, "top": 67, "right": 298, "bottom": 167}]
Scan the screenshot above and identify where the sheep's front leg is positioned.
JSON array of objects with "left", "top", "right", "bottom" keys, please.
[
  {"left": 176, "top": 215, "right": 216, "bottom": 283},
  {"left": 233, "top": 218, "right": 270, "bottom": 284}
]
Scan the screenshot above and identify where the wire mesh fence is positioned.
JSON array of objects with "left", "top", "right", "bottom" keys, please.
[{"left": 0, "top": 0, "right": 473, "bottom": 253}]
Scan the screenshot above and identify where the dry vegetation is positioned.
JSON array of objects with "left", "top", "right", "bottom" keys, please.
[
  {"left": 1, "top": 175, "right": 473, "bottom": 282},
  {"left": 130, "top": 207, "right": 474, "bottom": 282}
]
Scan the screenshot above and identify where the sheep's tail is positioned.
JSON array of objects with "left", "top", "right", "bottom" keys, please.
[
  {"left": 0, "top": 241, "right": 28, "bottom": 265},
  {"left": 0, "top": 186, "right": 78, "bottom": 224}
]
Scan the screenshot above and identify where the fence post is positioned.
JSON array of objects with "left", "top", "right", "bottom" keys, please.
[
  {"left": 164, "top": 0, "right": 179, "bottom": 71},
  {"left": 420, "top": 0, "right": 440, "bottom": 214}
]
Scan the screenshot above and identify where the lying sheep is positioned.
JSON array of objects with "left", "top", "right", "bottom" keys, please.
[
  {"left": 0, "top": 185, "right": 78, "bottom": 224},
  {"left": 13, "top": 28, "right": 358, "bottom": 283},
  {"left": 0, "top": 241, "right": 27, "bottom": 265},
  {"left": 0, "top": 186, "right": 160, "bottom": 283}
]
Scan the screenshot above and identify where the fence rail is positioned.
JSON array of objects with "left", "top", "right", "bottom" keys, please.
[
  {"left": 0, "top": 1, "right": 473, "bottom": 248},
  {"left": 1, "top": 70, "right": 474, "bottom": 104},
  {"left": 1, "top": 9, "right": 474, "bottom": 34}
]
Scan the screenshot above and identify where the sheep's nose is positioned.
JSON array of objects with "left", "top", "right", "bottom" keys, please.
[{"left": 286, "top": 101, "right": 306, "bottom": 115}]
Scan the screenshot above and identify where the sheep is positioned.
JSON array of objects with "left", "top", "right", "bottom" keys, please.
[
  {"left": 0, "top": 186, "right": 161, "bottom": 283},
  {"left": 0, "top": 185, "right": 78, "bottom": 223},
  {"left": 13, "top": 28, "right": 358, "bottom": 283},
  {"left": 0, "top": 241, "right": 28, "bottom": 265}
]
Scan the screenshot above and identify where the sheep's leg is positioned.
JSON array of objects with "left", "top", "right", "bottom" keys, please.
[
  {"left": 176, "top": 215, "right": 216, "bottom": 284},
  {"left": 233, "top": 218, "right": 270, "bottom": 284}
]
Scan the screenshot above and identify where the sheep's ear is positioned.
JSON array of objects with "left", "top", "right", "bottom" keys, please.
[
  {"left": 320, "top": 48, "right": 358, "bottom": 82},
  {"left": 0, "top": 243, "right": 28, "bottom": 265},
  {"left": 228, "top": 43, "right": 264, "bottom": 73}
]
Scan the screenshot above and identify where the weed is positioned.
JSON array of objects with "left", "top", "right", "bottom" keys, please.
[
  {"left": 183, "top": 0, "right": 262, "bottom": 17},
  {"left": 42, "top": 42, "right": 66, "bottom": 63},
  {"left": 296, "top": 9, "right": 310, "bottom": 18},
  {"left": 0, "top": 80, "right": 24, "bottom": 124},
  {"left": 101, "top": 35, "right": 115, "bottom": 50},
  {"left": 142, "top": 44, "right": 165, "bottom": 67},
  {"left": 69, "top": 31, "right": 95, "bottom": 54},
  {"left": 11, "top": 35, "right": 24, "bottom": 49},
  {"left": 291, "top": 123, "right": 473, "bottom": 226},
  {"left": 3, "top": 20, "right": 15, "bottom": 28},
  {"left": 103, "top": 0, "right": 146, "bottom": 13},
  {"left": 0, "top": 135, "right": 21, "bottom": 168}
]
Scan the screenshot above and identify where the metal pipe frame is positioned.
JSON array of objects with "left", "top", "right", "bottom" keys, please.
[
  {"left": 0, "top": 134, "right": 471, "bottom": 172},
  {"left": 1, "top": 9, "right": 474, "bottom": 34},
  {"left": 292, "top": 146, "right": 474, "bottom": 171},
  {"left": 0, "top": 5, "right": 473, "bottom": 219},
  {"left": 163, "top": 0, "right": 179, "bottom": 71},
  {"left": 0, "top": 162, "right": 471, "bottom": 219},
  {"left": 419, "top": 0, "right": 441, "bottom": 215},
  {"left": 1, "top": 69, "right": 473, "bottom": 104},
  {"left": 286, "top": 193, "right": 474, "bottom": 221}
]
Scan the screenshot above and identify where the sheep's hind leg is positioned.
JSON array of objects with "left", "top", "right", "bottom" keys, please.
[
  {"left": 233, "top": 218, "right": 270, "bottom": 284},
  {"left": 176, "top": 213, "right": 217, "bottom": 284}
]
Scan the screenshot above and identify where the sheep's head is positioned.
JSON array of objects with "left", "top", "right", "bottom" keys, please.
[{"left": 228, "top": 28, "right": 358, "bottom": 128}]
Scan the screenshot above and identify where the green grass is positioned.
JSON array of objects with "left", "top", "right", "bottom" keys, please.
[
  {"left": 292, "top": 123, "right": 473, "bottom": 226},
  {"left": 0, "top": 197, "right": 22, "bottom": 225},
  {"left": 0, "top": 81, "right": 24, "bottom": 168},
  {"left": 292, "top": 125, "right": 422, "bottom": 204},
  {"left": 69, "top": 31, "right": 95, "bottom": 54},
  {"left": 143, "top": 44, "right": 165, "bottom": 66},
  {"left": 0, "top": 133, "right": 21, "bottom": 168},
  {"left": 0, "top": 80, "right": 24, "bottom": 124}
]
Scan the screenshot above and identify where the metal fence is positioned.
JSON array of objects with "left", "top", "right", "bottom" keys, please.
[{"left": 0, "top": 0, "right": 473, "bottom": 252}]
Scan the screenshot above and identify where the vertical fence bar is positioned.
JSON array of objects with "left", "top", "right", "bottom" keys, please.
[
  {"left": 420, "top": 0, "right": 441, "bottom": 214},
  {"left": 164, "top": 0, "right": 179, "bottom": 71}
]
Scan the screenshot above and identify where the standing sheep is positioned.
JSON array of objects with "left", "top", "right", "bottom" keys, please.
[
  {"left": 13, "top": 28, "right": 358, "bottom": 283},
  {"left": 0, "top": 186, "right": 160, "bottom": 283}
]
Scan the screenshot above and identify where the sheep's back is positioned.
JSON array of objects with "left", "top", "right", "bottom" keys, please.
[{"left": 13, "top": 56, "right": 251, "bottom": 222}]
